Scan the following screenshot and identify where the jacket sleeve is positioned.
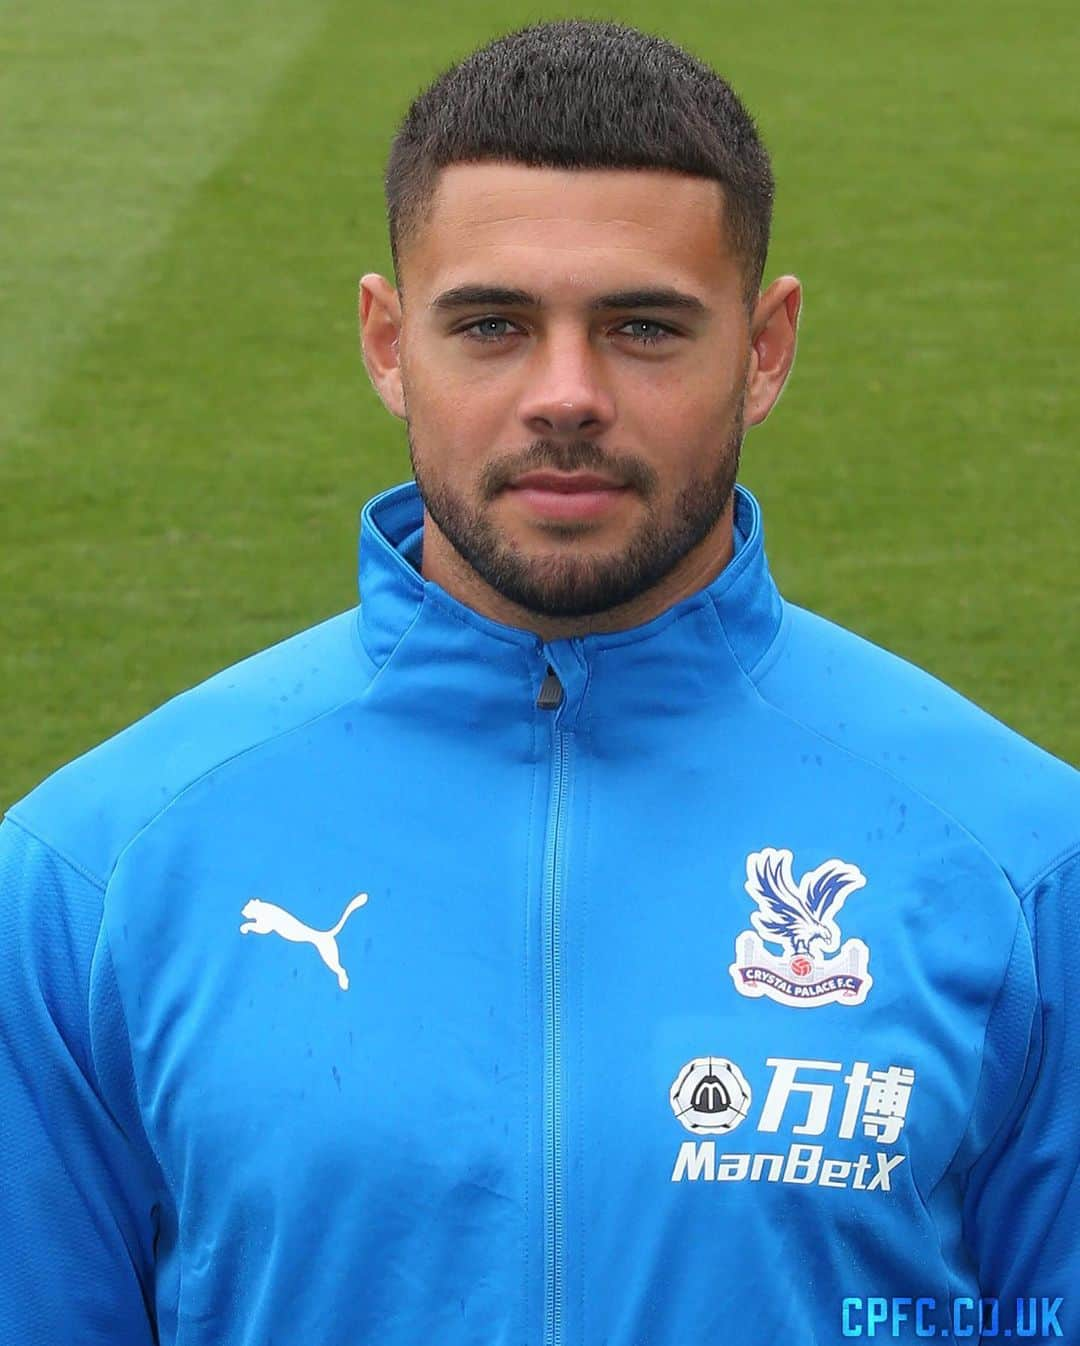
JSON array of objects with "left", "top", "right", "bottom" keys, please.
[
  {"left": 962, "top": 849, "right": 1080, "bottom": 1313},
  {"left": 0, "top": 813, "right": 162, "bottom": 1345}
]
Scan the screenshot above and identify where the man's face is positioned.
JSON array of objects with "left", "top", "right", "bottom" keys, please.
[{"left": 361, "top": 163, "right": 797, "bottom": 632}]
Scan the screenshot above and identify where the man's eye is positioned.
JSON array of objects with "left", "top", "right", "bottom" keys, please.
[
  {"left": 461, "top": 317, "right": 517, "bottom": 343},
  {"left": 459, "top": 318, "right": 675, "bottom": 346},
  {"left": 618, "top": 319, "right": 674, "bottom": 346}
]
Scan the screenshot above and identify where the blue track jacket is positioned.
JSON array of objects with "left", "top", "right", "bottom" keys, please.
[{"left": 2, "top": 481, "right": 1078, "bottom": 1344}]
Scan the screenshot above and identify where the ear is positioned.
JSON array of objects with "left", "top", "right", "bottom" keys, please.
[
  {"left": 743, "top": 276, "right": 802, "bottom": 428},
  {"left": 359, "top": 273, "right": 406, "bottom": 420}
]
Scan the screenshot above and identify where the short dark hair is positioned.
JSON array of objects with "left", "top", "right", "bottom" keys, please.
[{"left": 384, "top": 19, "right": 775, "bottom": 315}]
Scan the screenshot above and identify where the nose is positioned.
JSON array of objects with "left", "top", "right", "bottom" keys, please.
[{"left": 517, "top": 327, "right": 616, "bottom": 436}]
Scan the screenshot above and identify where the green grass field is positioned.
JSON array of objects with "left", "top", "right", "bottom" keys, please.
[{"left": 2, "top": 0, "right": 1077, "bottom": 808}]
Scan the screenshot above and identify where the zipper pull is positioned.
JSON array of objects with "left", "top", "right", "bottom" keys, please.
[{"left": 536, "top": 664, "right": 564, "bottom": 710}]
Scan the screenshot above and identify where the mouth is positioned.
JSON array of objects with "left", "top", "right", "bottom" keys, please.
[
  {"left": 505, "top": 481, "right": 631, "bottom": 521},
  {"left": 509, "top": 470, "right": 625, "bottom": 492},
  {"left": 503, "top": 465, "right": 634, "bottom": 523}
]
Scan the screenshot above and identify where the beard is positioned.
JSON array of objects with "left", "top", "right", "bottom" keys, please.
[{"left": 405, "top": 402, "right": 744, "bottom": 622}]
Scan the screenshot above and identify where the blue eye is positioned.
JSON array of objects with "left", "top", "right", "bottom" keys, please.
[
  {"left": 460, "top": 318, "right": 675, "bottom": 346},
  {"left": 621, "top": 319, "right": 673, "bottom": 346},
  {"left": 463, "top": 318, "right": 515, "bottom": 342}
]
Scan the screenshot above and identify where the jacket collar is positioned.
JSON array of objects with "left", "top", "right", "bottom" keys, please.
[{"left": 356, "top": 479, "right": 784, "bottom": 732}]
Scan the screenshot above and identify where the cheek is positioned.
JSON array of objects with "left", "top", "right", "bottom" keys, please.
[
  {"left": 406, "top": 354, "right": 508, "bottom": 443},
  {"left": 404, "top": 345, "right": 473, "bottom": 422},
  {"left": 633, "top": 381, "right": 730, "bottom": 452},
  {"left": 405, "top": 387, "right": 505, "bottom": 479},
  {"left": 643, "top": 390, "right": 743, "bottom": 491},
  {"left": 636, "top": 351, "right": 737, "bottom": 424},
  {"left": 692, "top": 370, "right": 746, "bottom": 438}
]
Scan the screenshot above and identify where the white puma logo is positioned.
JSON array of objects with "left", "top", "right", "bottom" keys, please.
[{"left": 239, "top": 892, "right": 369, "bottom": 990}]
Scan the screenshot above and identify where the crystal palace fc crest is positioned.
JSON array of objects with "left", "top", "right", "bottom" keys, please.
[{"left": 729, "top": 848, "right": 872, "bottom": 1008}]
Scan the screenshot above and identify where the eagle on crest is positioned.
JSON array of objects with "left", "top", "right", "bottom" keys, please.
[{"left": 745, "top": 847, "right": 867, "bottom": 958}]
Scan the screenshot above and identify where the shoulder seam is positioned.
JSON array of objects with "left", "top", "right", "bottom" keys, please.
[
  {"left": 96, "top": 918, "right": 176, "bottom": 1227},
  {"left": 4, "top": 812, "right": 108, "bottom": 892},
  {"left": 1018, "top": 841, "right": 1080, "bottom": 899},
  {"left": 746, "top": 599, "right": 792, "bottom": 681},
  {"left": 935, "top": 903, "right": 1031, "bottom": 1192},
  {"left": 106, "top": 690, "right": 363, "bottom": 886},
  {"left": 744, "top": 678, "right": 1023, "bottom": 908}
]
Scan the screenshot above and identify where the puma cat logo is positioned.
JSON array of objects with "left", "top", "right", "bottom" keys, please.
[{"left": 239, "top": 892, "right": 369, "bottom": 990}]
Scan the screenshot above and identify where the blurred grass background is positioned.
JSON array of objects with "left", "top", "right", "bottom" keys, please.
[{"left": 2, "top": 0, "right": 1077, "bottom": 806}]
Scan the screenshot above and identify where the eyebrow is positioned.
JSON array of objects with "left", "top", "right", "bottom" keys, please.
[{"left": 429, "top": 284, "right": 708, "bottom": 317}]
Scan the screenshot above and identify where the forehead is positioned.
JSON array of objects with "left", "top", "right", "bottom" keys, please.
[{"left": 408, "top": 162, "right": 732, "bottom": 296}]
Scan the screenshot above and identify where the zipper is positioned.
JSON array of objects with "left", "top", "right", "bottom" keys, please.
[{"left": 537, "top": 662, "right": 567, "bottom": 1346}]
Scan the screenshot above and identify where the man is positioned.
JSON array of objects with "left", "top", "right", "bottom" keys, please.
[{"left": 1, "top": 18, "right": 1076, "bottom": 1345}]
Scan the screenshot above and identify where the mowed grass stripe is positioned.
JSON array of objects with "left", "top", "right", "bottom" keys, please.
[
  {"left": 0, "top": 0, "right": 459, "bottom": 803},
  {"left": 3, "top": 0, "right": 1077, "bottom": 807},
  {"left": 0, "top": 0, "right": 333, "bottom": 449}
]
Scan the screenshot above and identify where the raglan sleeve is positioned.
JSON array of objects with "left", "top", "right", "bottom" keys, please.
[
  {"left": 0, "top": 812, "right": 162, "bottom": 1345},
  {"left": 961, "top": 848, "right": 1080, "bottom": 1319}
]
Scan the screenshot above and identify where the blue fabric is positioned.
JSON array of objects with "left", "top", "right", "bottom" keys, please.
[{"left": 2, "top": 480, "right": 1077, "bottom": 1345}]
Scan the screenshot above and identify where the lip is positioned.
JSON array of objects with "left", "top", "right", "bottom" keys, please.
[
  {"left": 507, "top": 483, "right": 631, "bottom": 522},
  {"left": 509, "top": 472, "right": 625, "bottom": 492}
]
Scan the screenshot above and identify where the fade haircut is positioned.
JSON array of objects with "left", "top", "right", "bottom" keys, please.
[{"left": 384, "top": 19, "right": 775, "bottom": 316}]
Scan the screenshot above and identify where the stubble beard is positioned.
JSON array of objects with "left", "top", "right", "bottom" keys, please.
[{"left": 406, "top": 406, "right": 744, "bottom": 621}]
